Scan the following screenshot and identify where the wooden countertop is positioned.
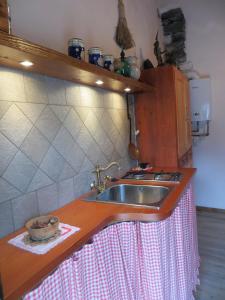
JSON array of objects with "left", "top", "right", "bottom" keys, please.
[{"left": 0, "top": 167, "right": 196, "bottom": 300}]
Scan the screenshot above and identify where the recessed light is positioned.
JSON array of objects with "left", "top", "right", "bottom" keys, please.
[
  {"left": 124, "top": 87, "right": 131, "bottom": 92},
  {"left": 20, "top": 60, "right": 34, "bottom": 67},
  {"left": 96, "top": 80, "right": 104, "bottom": 85}
]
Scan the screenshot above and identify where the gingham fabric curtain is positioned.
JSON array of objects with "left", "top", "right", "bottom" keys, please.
[{"left": 24, "top": 185, "right": 199, "bottom": 300}]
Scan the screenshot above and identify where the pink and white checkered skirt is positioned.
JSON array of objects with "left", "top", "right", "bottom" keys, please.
[{"left": 24, "top": 185, "right": 199, "bottom": 300}]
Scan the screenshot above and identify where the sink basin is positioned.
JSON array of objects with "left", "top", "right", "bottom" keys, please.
[{"left": 85, "top": 184, "right": 172, "bottom": 209}]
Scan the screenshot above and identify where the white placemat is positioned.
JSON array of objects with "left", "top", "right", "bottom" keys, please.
[{"left": 8, "top": 223, "right": 80, "bottom": 255}]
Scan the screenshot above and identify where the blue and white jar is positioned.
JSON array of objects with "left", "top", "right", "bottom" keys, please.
[
  {"left": 88, "top": 47, "right": 103, "bottom": 67},
  {"left": 103, "top": 55, "right": 114, "bottom": 71},
  {"left": 68, "top": 38, "right": 85, "bottom": 60}
]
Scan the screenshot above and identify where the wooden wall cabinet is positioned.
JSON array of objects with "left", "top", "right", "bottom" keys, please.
[
  {"left": 0, "top": 0, "right": 9, "bottom": 33},
  {"left": 136, "top": 66, "right": 192, "bottom": 167}
]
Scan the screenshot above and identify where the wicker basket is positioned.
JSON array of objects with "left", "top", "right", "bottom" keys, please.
[{"left": 25, "top": 215, "right": 59, "bottom": 241}]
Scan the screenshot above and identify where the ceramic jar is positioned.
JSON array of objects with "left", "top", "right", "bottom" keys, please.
[
  {"left": 126, "top": 56, "right": 141, "bottom": 80},
  {"left": 103, "top": 55, "right": 114, "bottom": 71},
  {"left": 88, "top": 47, "right": 103, "bottom": 67},
  {"left": 68, "top": 38, "right": 85, "bottom": 60},
  {"left": 114, "top": 58, "right": 130, "bottom": 77}
]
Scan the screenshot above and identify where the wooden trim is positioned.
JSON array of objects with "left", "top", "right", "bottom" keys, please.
[
  {"left": 0, "top": 31, "right": 153, "bottom": 94},
  {"left": 196, "top": 206, "right": 225, "bottom": 214},
  {"left": 0, "top": 0, "right": 9, "bottom": 33}
]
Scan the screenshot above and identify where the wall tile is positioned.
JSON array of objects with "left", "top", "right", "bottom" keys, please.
[
  {"left": 65, "top": 82, "right": 80, "bottom": 106},
  {"left": 100, "top": 110, "right": 120, "bottom": 145},
  {"left": 50, "top": 105, "right": 70, "bottom": 122},
  {"left": 46, "top": 77, "right": 66, "bottom": 105},
  {"left": 103, "top": 91, "right": 115, "bottom": 108},
  {"left": 27, "top": 169, "right": 53, "bottom": 192},
  {"left": 12, "top": 192, "right": 39, "bottom": 230},
  {"left": 58, "top": 178, "right": 74, "bottom": 207},
  {"left": 20, "top": 127, "right": 50, "bottom": 165},
  {"left": 113, "top": 93, "right": 126, "bottom": 109},
  {"left": 16, "top": 102, "right": 45, "bottom": 123},
  {"left": 3, "top": 151, "right": 37, "bottom": 193},
  {"left": 63, "top": 108, "right": 83, "bottom": 140},
  {"left": 0, "top": 101, "right": 12, "bottom": 119},
  {"left": 86, "top": 141, "right": 104, "bottom": 165},
  {"left": 84, "top": 110, "right": 100, "bottom": 135},
  {"left": 111, "top": 149, "right": 122, "bottom": 163},
  {"left": 53, "top": 127, "right": 85, "bottom": 172},
  {"left": 92, "top": 108, "right": 104, "bottom": 121},
  {"left": 37, "top": 183, "right": 58, "bottom": 215},
  {"left": 58, "top": 162, "right": 76, "bottom": 181},
  {"left": 0, "top": 67, "right": 26, "bottom": 102},
  {"left": 80, "top": 86, "right": 104, "bottom": 107},
  {"left": 115, "top": 135, "right": 127, "bottom": 158},
  {"left": 35, "top": 106, "right": 61, "bottom": 142},
  {"left": 0, "top": 201, "right": 14, "bottom": 238},
  {"left": 24, "top": 72, "right": 48, "bottom": 103},
  {"left": 0, "top": 104, "right": 33, "bottom": 147},
  {"left": 74, "top": 107, "right": 90, "bottom": 123},
  {"left": 74, "top": 172, "right": 93, "bottom": 198},
  {"left": 66, "top": 143, "right": 85, "bottom": 173},
  {"left": 80, "top": 156, "right": 94, "bottom": 173},
  {"left": 93, "top": 128, "right": 114, "bottom": 159},
  {"left": 0, "top": 178, "right": 21, "bottom": 203},
  {"left": 40, "top": 146, "right": 66, "bottom": 181},
  {"left": 0, "top": 132, "right": 18, "bottom": 176},
  {"left": 76, "top": 126, "right": 94, "bottom": 154}
]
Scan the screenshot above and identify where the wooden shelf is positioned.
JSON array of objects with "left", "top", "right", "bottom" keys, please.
[{"left": 0, "top": 31, "right": 153, "bottom": 94}]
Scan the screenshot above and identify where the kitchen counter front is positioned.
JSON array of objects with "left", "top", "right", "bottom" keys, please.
[{"left": 0, "top": 167, "right": 196, "bottom": 300}]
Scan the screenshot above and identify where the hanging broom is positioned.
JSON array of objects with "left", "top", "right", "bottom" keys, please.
[{"left": 115, "top": 0, "right": 135, "bottom": 60}]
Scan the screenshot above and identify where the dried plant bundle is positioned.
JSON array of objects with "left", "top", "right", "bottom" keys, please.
[{"left": 115, "top": 0, "right": 135, "bottom": 50}]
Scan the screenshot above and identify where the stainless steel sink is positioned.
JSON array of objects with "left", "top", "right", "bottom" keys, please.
[{"left": 85, "top": 184, "right": 172, "bottom": 209}]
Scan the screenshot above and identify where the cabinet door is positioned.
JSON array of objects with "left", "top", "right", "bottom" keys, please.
[
  {"left": 183, "top": 78, "right": 192, "bottom": 152},
  {"left": 0, "top": 1, "right": 9, "bottom": 33},
  {"left": 175, "top": 71, "right": 192, "bottom": 158}
]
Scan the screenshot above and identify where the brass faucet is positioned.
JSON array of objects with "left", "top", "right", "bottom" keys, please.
[{"left": 91, "top": 162, "right": 120, "bottom": 193}]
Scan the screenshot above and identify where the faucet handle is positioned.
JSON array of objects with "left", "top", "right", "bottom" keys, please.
[{"left": 104, "top": 175, "right": 112, "bottom": 182}]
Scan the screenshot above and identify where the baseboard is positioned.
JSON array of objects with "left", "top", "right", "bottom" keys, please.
[{"left": 196, "top": 206, "right": 225, "bottom": 214}]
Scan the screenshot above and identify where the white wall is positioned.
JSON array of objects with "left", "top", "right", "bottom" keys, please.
[
  {"left": 157, "top": 0, "right": 225, "bottom": 209},
  {"left": 9, "top": 0, "right": 160, "bottom": 66}
]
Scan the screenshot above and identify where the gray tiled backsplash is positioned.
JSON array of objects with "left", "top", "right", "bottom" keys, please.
[
  {"left": 0, "top": 132, "right": 18, "bottom": 176},
  {"left": 0, "top": 104, "right": 33, "bottom": 147},
  {"left": 20, "top": 126, "right": 50, "bottom": 165},
  {"left": 0, "top": 68, "right": 26, "bottom": 102},
  {"left": 16, "top": 102, "right": 45, "bottom": 123},
  {"left": 35, "top": 106, "right": 61, "bottom": 142},
  {"left": 0, "top": 66, "right": 134, "bottom": 238},
  {"left": 37, "top": 183, "right": 58, "bottom": 215},
  {"left": 58, "top": 178, "right": 74, "bottom": 207},
  {"left": 24, "top": 72, "right": 48, "bottom": 104},
  {"left": 0, "top": 201, "right": 14, "bottom": 237},
  {"left": 3, "top": 151, "right": 38, "bottom": 193},
  {"left": 12, "top": 192, "right": 39, "bottom": 230}
]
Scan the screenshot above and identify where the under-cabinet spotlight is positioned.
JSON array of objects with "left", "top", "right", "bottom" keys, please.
[
  {"left": 20, "top": 60, "right": 34, "bottom": 67},
  {"left": 96, "top": 80, "right": 104, "bottom": 85},
  {"left": 124, "top": 87, "right": 131, "bottom": 92}
]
